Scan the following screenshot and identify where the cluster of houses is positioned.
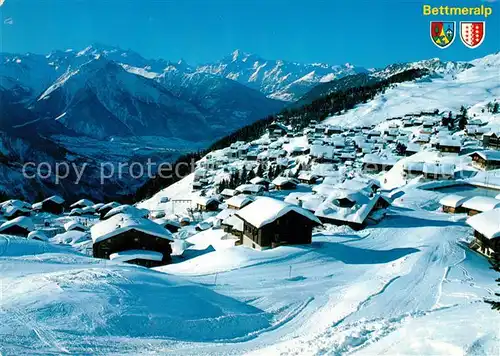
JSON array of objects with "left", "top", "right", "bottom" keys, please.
[
  {"left": 440, "top": 193, "right": 500, "bottom": 257},
  {"left": 1, "top": 108, "right": 500, "bottom": 267}
]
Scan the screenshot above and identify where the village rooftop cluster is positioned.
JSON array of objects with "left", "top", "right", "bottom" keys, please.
[{"left": 2, "top": 101, "right": 500, "bottom": 267}]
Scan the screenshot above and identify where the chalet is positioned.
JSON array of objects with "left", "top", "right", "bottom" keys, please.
[
  {"left": 250, "top": 176, "right": 271, "bottom": 189},
  {"left": 69, "top": 208, "right": 83, "bottom": 216},
  {"left": 469, "top": 150, "right": 500, "bottom": 171},
  {"left": 81, "top": 206, "right": 96, "bottom": 216},
  {"left": 3, "top": 205, "right": 31, "bottom": 220},
  {"left": 422, "top": 163, "right": 455, "bottom": 180},
  {"left": 97, "top": 202, "right": 121, "bottom": 219},
  {"left": 104, "top": 205, "right": 149, "bottom": 220},
  {"left": 298, "top": 171, "right": 319, "bottom": 184},
  {"left": 0, "top": 216, "right": 34, "bottom": 237},
  {"left": 194, "top": 196, "right": 220, "bottom": 212},
  {"left": 466, "top": 209, "right": 500, "bottom": 257},
  {"left": 235, "top": 197, "right": 321, "bottom": 250},
  {"left": 220, "top": 188, "right": 237, "bottom": 199},
  {"left": 310, "top": 145, "right": 335, "bottom": 163},
  {"left": 235, "top": 184, "right": 265, "bottom": 196},
  {"left": 64, "top": 220, "right": 87, "bottom": 232},
  {"left": 272, "top": 176, "right": 298, "bottom": 190},
  {"left": 153, "top": 218, "right": 181, "bottom": 233},
  {"left": 70, "top": 199, "right": 95, "bottom": 209},
  {"left": 225, "top": 194, "right": 253, "bottom": 210},
  {"left": 403, "top": 162, "right": 424, "bottom": 177},
  {"left": 39, "top": 195, "right": 65, "bottom": 215},
  {"left": 268, "top": 122, "right": 288, "bottom": 137},
  {"left": 28, "top": 230, "right": 49, "bottom": 242},
  {"left": 246, "top": 152, "right": 259, "bottom": 161},
  {"left": 436, "top": 138, "right": 461, "bottom": 154},
  {"left": 221, "top": 214, "right": 244, "bottom": 238},
  {"left": 314, "top": 189, "right": 386, "bottom": 230},
  {"left": 405, "top": 143, "right": 420, "bottom": 156},
  {"left": 414, "top": 134, "right": 430, "bottom": 145},
  {"left": 483, "top": 132, "right": 500, "bottom": 149},
  {"left": 367, "top": 130, "right": 381, "bottom": 139},
  {"left": 339, "top": 152, "right": 356, "bottom": 162},
  {"left": 362, "top": 155, "right": 397, "bottom": 172},
  {"left": 91, "top": 213, "right": 173, "bottom": 267},
  {"left": 461, "top": 196, "right": 500, "bottom": 216},
  {"left": 439, "top": 194, "right": 470, "bottom": 213}
]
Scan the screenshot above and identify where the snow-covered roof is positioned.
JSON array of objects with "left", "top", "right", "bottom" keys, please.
[
  {"left": 298, "top": 171, "right": 318, "bottom": 181},
  {"left": 222, "top": 215, "right": 244, "bottom": 231},
  {"left": 97, "top": 201, "right": 121, "bottom": 212},
  {"left": 221, "top": 188, "right": 237, "bottom": 197},
  {"left": 309, "top": 145, "right": 334, "bottom": 158},
  {"left": 32, "top": 202, "right": 43, "bottom": 210},
  {"left": 403, "top": 162, "right": 424, "bottom": 172},
  {"left": 28, "top": 230, "right": 49, "bottom": 241},
  {"left": 0, "top": 216, "right": 34, "bottom": 232},
  {"left": 69, "top": 208, "right": 83, "bottom": 216},
  {"left": 284, "top": 192, "right": 308, "bottom": 206},
  {"left": 104, "top": 205, "right": 149, "bottom": 219},
  {"left": 362, "top": 154, "right": 397, "bottom": 166},
  {"left": 315, "top": 193, "right": 381, "bottom": 225},
  {"left": 91, "top": 213, "right": 173, "bottom": 244},
  {"left": 225, "top": 194, "right": 253, "bottom": 209},
  {"left": 438, "top": 138, "right": 461, "bottom": 147},
  {"left": 236, "top": 197, "right": 321, "bottom": 229},
  {"left": 193, "top": 195, "right": 219, "bottom": 207},
  {"left": 462, "top": 196, "right": 500, "bottom": 212},
  {"left": 471, "top": 150, "right": 500, "bottom": 162},
  {"left": 466, "top": 209, "right": 500, "bottom": 240},
  {"left": 109, "top": 250, "right": 164, "bottom": 262},
  {"left": 439, "top": 194, "right": 470, "bottom": 208},
  {"left": 70, "top": 199, "right": 94, "bottom": 208},
  {"left": 422, "top": 163, "right": 455, "bottom": 175},
  {"left": 235, "top": 184, "right": 264, "bottom": 194},
  {"left": 44, "top": 195, "right": 65, "bottom": 205},
  {"left": 272, "top": 176, "right": 298, "bottom": 186},
  {"left": 0, "top": 199, "right": 31, "bottom": 210},
  {"left": 250, "top": 177, "right": 270, "bottom": 185},
  {"left": 64, "top": 220, "right": 87, "bottom": 232},
  {"left": 3, "top": 205, "right": 30, "bottom": 217}
]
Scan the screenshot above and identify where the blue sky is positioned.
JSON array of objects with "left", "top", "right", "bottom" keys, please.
[{"left": 0, "top": 0, "right": 498, "bottom": 68}]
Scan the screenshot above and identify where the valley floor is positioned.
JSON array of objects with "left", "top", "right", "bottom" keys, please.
[{"left": 0, "top": 187, "right": 499, "bottom": 355}]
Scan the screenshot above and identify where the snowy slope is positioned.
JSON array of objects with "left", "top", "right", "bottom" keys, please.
[{"left": 324, "top": 53, "right": 500, "bottom": 128}]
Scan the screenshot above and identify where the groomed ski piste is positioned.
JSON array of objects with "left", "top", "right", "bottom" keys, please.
[{"left": 1, "top": 53, "right": 500, "bottom": 355}]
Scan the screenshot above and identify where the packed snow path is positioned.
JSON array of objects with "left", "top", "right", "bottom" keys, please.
[{"left": 0, "top": 204, "right": 499, "bottom": 354}]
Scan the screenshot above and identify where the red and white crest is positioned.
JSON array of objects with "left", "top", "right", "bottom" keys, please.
[{"left": 460, "top": 22, "right": 485, "bottom": 49}]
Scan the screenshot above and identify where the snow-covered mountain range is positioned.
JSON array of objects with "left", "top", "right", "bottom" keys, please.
[{"left": 196, "top": 50, "right": 369, "bottom": 101}]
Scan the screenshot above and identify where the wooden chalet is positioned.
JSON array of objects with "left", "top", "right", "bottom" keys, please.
[
  {"left": 0, "top": 216, "right": 34, "bottom": 237},
  {"left": 97, "top": 202, "right": 121, "bottom": 219},
  {"left": 39, "top": 195, "right": 65, "bottom": 215},
  {"left": 225, "top": 195, "right": 253, "bottom": 210},
  {"left": 439, "top": 194, "right": 470, "bottom": 214},
  {"left": 461, "top": 196, "right": 500, "bottom": 216},
  {"left": 436, "top": 138, "right": 461, "bottom": 154},
  {"left": 467, "top": 209, "right": 500, "bottom": 257},
  {"left": 70, "top": 199, "right": 95, "bottom": 209},
  {"left": 235, "top": 197, "right": 321, "bottom": 250},
  {"left": 91, "top": 213, "right": 173, "bottom": 267},
  {"left": 483, "top": 132, "right": 500, "bottom": 149},
  {"left": 194, "top": 196, "right": 220, "bottom": 212},
  {"left": 272, "top": 177, "right": 299, "bottom": 190},
  {"left": 422, "top": 163, "right": 455, "bottom": 180},
  {"left": 469, "top": 150, "right": 500, "bottom": 171}
]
